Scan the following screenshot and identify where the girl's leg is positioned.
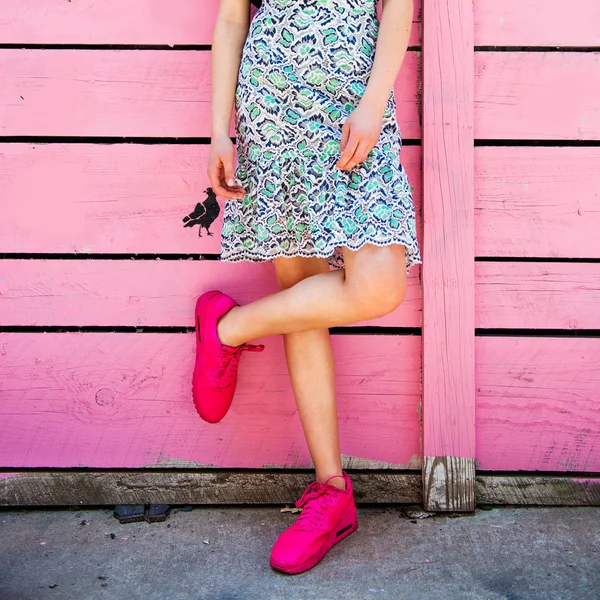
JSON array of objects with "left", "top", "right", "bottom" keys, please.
[
  {"left": 272, "top": 256, "right": 345, "bottom": 490},
  {"left": 218, "top": 243, "right": 407, "bottom": 347}
]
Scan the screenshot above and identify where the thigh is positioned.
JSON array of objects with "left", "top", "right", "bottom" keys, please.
[
  {"left": 272, "top": 256, "right": 331, "bottom": 290},
  {"left": 341, "top": 243, "right": 407, "bottom": 291}
]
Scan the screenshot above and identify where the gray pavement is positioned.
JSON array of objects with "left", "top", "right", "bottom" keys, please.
[{"left": 0, "top": 504, "right": 598, "bottom": 600}]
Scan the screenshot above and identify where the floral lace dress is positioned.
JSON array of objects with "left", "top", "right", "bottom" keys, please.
[{"left": 220, "top": 0, "right": 422, "bottom": 274}]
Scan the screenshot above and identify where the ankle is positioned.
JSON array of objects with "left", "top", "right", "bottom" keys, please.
[
  {"left": 318, "top": 473, "right": 346, "bottom": 490},
  {"left": 216, "top": 307, "right": 243, "bottom": 347}
]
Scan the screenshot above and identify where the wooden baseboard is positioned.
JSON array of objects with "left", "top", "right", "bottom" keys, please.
[
  {"left": 476, "top": 475, "right": 600, "bottom": 506},
  {"left": 0, "top": 471, "right": 422, "bottom": 506},
  {"left": 1, "top": 470, "right": 598, "bottom": 507}
]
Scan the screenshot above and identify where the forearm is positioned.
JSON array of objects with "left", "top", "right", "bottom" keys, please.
[
  {"left": 210, "top": 17, "right": 250, "bottom": 138},
  {"left": 361, "top": 0, "right": 413, "bottom": 112}
]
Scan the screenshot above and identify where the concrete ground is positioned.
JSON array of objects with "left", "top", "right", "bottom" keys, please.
[{"left": 0, "top": 504, "right": 598, "bottom": 600}]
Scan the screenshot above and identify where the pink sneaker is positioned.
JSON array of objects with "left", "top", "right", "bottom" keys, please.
[
  {"left": 270, "top": 471, "right": 358, "bottom": 574},
  {"left": 192, "top": 290, "right": 264, "bottom": 423}
]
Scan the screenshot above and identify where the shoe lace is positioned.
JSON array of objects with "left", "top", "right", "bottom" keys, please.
[
  {"left": 211, "top": 343, "right": 264, "bottom": 388},
  {"left": 294, "top": 481, "right": 338, "bottom": 531}
]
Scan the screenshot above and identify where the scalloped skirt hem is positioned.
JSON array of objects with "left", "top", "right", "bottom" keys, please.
[{"left": 220, "top": 236, "right": 422, "bottom": 275}]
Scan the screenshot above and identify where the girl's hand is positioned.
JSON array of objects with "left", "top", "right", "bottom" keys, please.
[
  {"left": 336, "top": 99, "right": 385, "bottom": 171},
  {"left": 208, "top": 134, "right": 247, "bottom": 199}
]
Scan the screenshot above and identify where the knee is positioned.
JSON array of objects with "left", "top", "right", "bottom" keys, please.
[{"left": 345, "top": 266, "right": 407, "bottom": 319}]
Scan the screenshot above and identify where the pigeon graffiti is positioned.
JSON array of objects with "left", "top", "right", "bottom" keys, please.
[{"left": 182, "top": 187, "right": 221, "bottom": 237}]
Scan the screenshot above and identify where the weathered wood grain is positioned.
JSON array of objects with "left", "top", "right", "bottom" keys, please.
[
  {"left": 422, "top": 0, "right": 475, "bottom": 511},
  {"left": 475, "top": 52, "right": 600, "bottom": 140},
  {"left": 477, "top": 475, "right": 600, "bottom": 506},
  {"left": 0, "top": 259, "right": 422, "bottom": 328},
  {"left": 422, "top": 457, "right": 476, "bottom": 512},
  {"left": 0, "top": 0, "right": 422, "bottom": 46},
  {"left": 2, "top": 471, "right": 598, "bottom": 507},
  {"left": 0, "top": 143, "right": 422, "bottom": 254},
  {"left": 474, "top": 0, "right": 600, "bottom": 46},
  {"left": 475, "top": 147, "right": 600, "bottom": 259},
  {"left": 0, "top": 471, "right": 423, "bottom": 506},
  {"left": 0, "top": 333, "right": 422, "bottom": 470},
  {"left": 475, "top": 262, "right": 600, "bottom": 330},
  {"left": 476, "top": 336, "right": 600, "bottom": 473},
  {"left": 0, "top": 50, "right": 421, "bottom": 138}
]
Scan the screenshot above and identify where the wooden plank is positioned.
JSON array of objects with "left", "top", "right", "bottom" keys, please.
[
  {"left": 422, "top": 457, "right": 475, "bottom": 512},
  {"left": 421, "top": 0, "right": 476, "bottom": 511},
  {"left": 0, "top": 50, "right": 421, "bottom": 138},
  {"left": 0, "top": 259, "right": 422, "bottom": 329},
  {"left": 477, "top": 475, "right": 600, "bottom": 506},
  {"left": 0, "top": 471, "right": 423, "bottom": 506},
  {"left": 476, "top": 337, "right": 600, "bottom": 473},
  {"left": 474, "top": 0, "right": 600, "bottom": 47},
  {"left": 475, "top": 147, "right": 600, "bottom": 259},
  {"left": 0, "top": 143, "right": 422, "bottom": 254},
  {"left": 0, "top": 0, "right": 219, "bottom": 45},
  {"left": 0, "top": 0, "right": 422, "bottom": 46},
  {"left": 0, "top": 333, "right": 422, "bottom": 470},
  {"left": 475, "top": 263, "right": 600, "bottom": 330},
  {"left": 2, "top": 471, "right": 598, "bottom": 507},
  {"left": 475, "top": 52, "right": 600, "bottom": 140}
]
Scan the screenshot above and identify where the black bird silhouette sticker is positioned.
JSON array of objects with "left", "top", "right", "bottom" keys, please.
[{"left": 182, "top": 187, "right": 221, "bottom": 237}]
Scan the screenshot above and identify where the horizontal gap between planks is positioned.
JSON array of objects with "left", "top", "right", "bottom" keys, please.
[
  {"left": 2, "top": 137, "right": 598, "bottom": 147},
  {"left": 2, "top": 325, "right": 600, "bottom": 338},
  {"left": 2, "top": 44, "right": 598, "bottom": 53},
  {"left": 0, "top": 136, "right": 422, "bottom": 146},
  {"left": 475, "top": 46, "right": 600, "bottom": 53},
  {"left": 475, "top": 139, "right": 600, "bottom": 147},
  {"left": 2, "top": 254, "right": 600, "bottom": 263},
  {"left": 2, "top": 467, "right": 596, "bottom": 479},
  {"left": 0, "top": 325, "right": 422, "bottom": 336},
  {"left": 0, "top": 43, "right": 424, "bottom": 51},
  {"left": 476, "top": 328, "right": 600, "bottom": 338},
  {"left": 0, "top": 466, "right": 419, "bottom": 475},
  {"left": 475, "top": 256, "right": 600, "bottom": 264},
  {"left": 0, "top": 253, "right": 222, "bottom": 261}
]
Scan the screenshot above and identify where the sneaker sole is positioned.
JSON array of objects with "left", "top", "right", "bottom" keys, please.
[{"left": 270, "top": 513, "right": 358, "bottom": 575}]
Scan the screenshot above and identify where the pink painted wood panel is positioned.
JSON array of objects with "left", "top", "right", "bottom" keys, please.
[
  {"left": 474, "top": 0, "right": 600, "bottom": 46},
  {"left": 0, "top": 0, "right": 422, "bottom": 46},
  {"left": 422, "top": 0, "right": 475, "bottom": 460},
  {"left": 0, "top": 260, "right": 422, "bottom": 328},
  {"left": 475, "top": 263, "right": 600, "bottom": 330},
  {"left": 0, "top": 0, "right": 219, "bottom": 45},
  {"left": 0, "top": 143, "right": 423, "bottom": 254},
  {"left": 475, "top": 147, "right": 600, "bottom": 258},
  {"left": 5, "top": 51, "right": 598, "bottom": 140},
  {"left": 0, "top": 333, "right": 422, "bottom": 469},
  {"left": 476, "top": 336, "right": 600, "bottom": 472},
  {"left": 0, "top": 50, "right": 421, "bottom": 138},
  {"left": 475, "top": 52, "right": 600, "bottom": 140}
]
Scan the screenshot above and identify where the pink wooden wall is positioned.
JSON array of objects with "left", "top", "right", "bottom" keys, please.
[{"left": 0, "top": 0, "right": 598, "bottom": 484}]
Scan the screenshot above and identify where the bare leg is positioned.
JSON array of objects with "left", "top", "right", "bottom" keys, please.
[
  {"left": 273, "top": 256, "right": 345, "bottom": 489},
  {"left": 218, "top": 242, "right": 407, "bottom": 347}
]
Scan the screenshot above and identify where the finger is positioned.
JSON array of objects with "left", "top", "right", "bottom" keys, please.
[
  {"left": 350, "top": 140, "right": 373, "bottom": 167},
  {"left": 223, "top": 160, "right": 237, "bottom": 188},
  {"left": 218, "top": 161, "right": 246, "bottom": 198},
  {"left": 211, "top": 161, "right": 244, "bottom": 199},
  {"left": 340, "top": 121, "right": 350, "bottom": 152},
  {"left": 337, "top": 133, "right": 360, "bottom": 170}
]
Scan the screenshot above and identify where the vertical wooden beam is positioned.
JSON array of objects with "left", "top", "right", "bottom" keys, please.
[{"left": 421, "top": 0, "right": 476, "bottom": 511}]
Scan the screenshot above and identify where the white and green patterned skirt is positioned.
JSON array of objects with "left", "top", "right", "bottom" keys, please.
[{"left": 220, "top": 0, "right": 422, "bottom": 274}]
